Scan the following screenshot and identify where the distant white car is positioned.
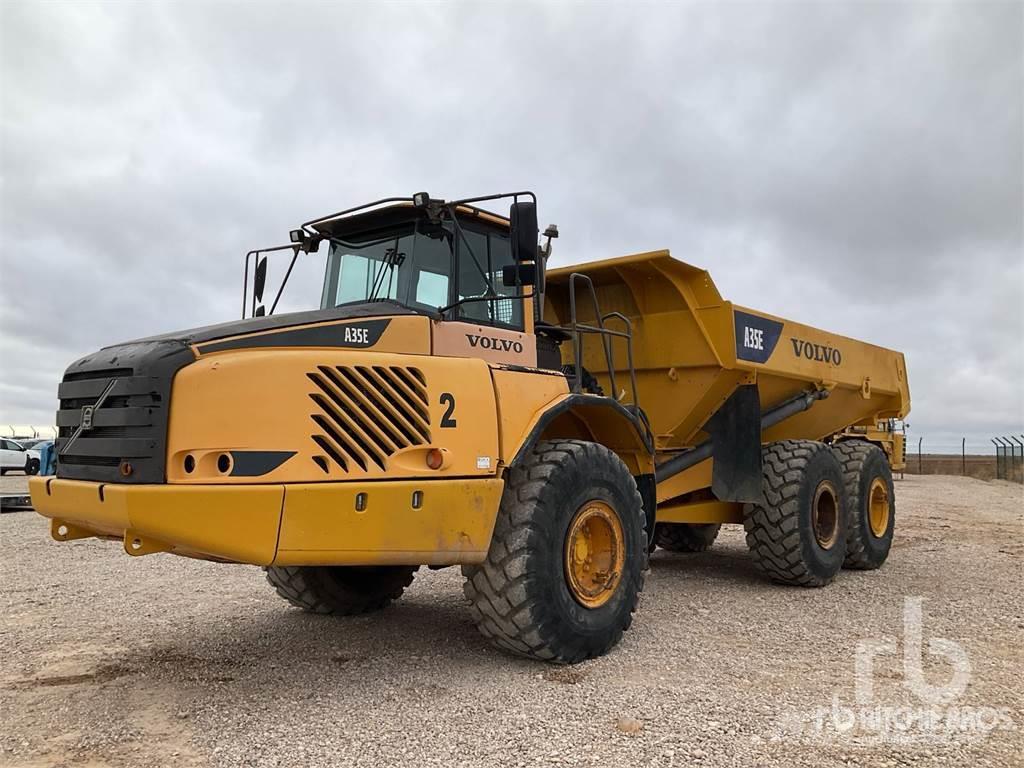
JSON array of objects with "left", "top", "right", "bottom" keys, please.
[{"left": 0, "top": 439, "right": 41, "bottom": 475}]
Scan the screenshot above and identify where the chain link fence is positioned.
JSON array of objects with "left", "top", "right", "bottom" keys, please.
[
  {"left": 903, "top": 434, "right": 1023, "bottom": 482},
  {"left": 992, "top": 436, "right": 1024, "bottom": 482}
]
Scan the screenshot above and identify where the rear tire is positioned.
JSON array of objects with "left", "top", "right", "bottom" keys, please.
[
  {"left": 654, "top": 522, "right": 721, "bottom": 552},
  {"left": 264, "top": 565, "right": 417, "bottom": 615},
  {"left": 462, "top": 439, "right": 647, "bottom": 663},
  {"left": 743, "top": 440, "right": 847, "bottom": 587},
  {"left": 833, "top": 441, "right": 895, "bottom": 570}
]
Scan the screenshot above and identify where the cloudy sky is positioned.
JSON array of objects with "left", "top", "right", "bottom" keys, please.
[{"left": 1, "top": 1, "right": 1021, "bottom": 452}]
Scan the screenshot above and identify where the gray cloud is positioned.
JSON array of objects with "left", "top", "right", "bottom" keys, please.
[{"left": 1, "top": 1, "right": 1021, "bottom": 452}]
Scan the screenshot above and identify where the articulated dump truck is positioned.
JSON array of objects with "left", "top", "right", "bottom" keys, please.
[{"left": 31, "top": 192, "right": 910, "bottom": 663}]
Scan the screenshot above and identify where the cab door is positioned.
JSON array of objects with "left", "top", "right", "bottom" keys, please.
[{"left": 433, "top": 221, "right": 537, "bottom": 366}]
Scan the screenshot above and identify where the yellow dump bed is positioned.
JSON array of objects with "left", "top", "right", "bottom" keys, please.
[{"left": 544, "top": 250, "right": 910, "bottom": 457}]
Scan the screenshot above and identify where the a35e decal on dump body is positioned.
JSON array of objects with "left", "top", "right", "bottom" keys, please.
[{"left": 32, "top": 191, "right": 910, "bottom": 663}]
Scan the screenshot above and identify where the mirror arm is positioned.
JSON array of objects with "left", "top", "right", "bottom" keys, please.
[
  {"left": 242, "top": 249, "right": 258, "bottom": 319},
  {"left": 268, "top": 246, "right": 301, "bottom": 316},
  {"left": 448, "top": 190, "right": 537, "bottom": 210},
  {"left": 241, "top": 243, "right": 304, "bottom": 319},
  {"left": 252, "top": 259, "right": 259, "bottom": 319}
]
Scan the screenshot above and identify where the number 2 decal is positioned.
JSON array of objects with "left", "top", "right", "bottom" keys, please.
[{"left": 439, "top": 392, "right": 457, "bottom": 428}]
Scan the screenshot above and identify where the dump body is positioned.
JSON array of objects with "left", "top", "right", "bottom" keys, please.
[{"left": 544, "top": 250, "right": 910, "bottom": 510}]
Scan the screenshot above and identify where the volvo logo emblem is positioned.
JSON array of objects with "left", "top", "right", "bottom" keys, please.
[{"left": 60, "top": 378, "right": 118, "bottom": 456}]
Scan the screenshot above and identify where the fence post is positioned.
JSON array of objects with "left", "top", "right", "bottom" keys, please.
[
  {"left": 1011, "top": 436, "right": 1024, "bottom": 484},
  {"left": 917, "top": 437, "right": 923, "bottom": 475},
  {"left": 995, "top": 437, "right": 1013, "bottom": 480},
  {"left": 962, "top": 437, "right": 966, "bottom": 475},
  {"left": 991, "top": 438, "right": 1000, "bottom": 479}
]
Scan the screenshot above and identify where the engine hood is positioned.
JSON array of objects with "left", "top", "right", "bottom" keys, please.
[
  {"left": 55, "top": 301, "right": 433, "bottom": 484},
  {"left": 118, "top": 300, "right": 434, "bottom": 348}
]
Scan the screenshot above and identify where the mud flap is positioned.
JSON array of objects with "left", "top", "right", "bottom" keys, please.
[
  {"left": 634, "top": 473, "right": 657, "bottom": 550},
  {"left": 708, "top": 384, "right": 762, "bottom": 503}
]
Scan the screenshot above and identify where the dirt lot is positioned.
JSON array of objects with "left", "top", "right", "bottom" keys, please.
[{"left": 1, "top": 474, "right": 1021, "bottom": 768}]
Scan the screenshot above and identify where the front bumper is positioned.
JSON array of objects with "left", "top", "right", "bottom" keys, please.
[{"left": 29, "top": 477, "right": 504, "bottom": 566}]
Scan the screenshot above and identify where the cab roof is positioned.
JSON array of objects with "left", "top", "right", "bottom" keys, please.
[{"left": 310, "top": 202, "right": 509, "bottom": 241}]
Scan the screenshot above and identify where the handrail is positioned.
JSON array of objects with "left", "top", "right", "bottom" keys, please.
[
  {"left": 601, "top": 311, "right": 639, "bottom": 409},
  {"left": 560, "top": 273, "right": 639, "bottom": 411},
  {"left": 568, "top": 272, "right": 614, "bottom": 397}
]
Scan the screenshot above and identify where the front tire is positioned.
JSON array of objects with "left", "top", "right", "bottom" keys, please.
[
  {"left": 25, "top": 459, "right": 39, "bottom": 476},
  {"left": 264, "top": 565, "right": 417, "bottom": 615},
  {"left": 744, "top": 440, "right": 847, "bottom": 587},
  {"left": 462, "top": 440, "right": 647, "bottom": 663},
  {"left": 833, "top": 441, "right": 895, "bottom": 570}
]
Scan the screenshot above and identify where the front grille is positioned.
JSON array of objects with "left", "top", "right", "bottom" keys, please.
[
  {"left": 307, "top": 365, "right": 430, "bottom": 474},
  {"left": 60, "top": 454, "right": 122, "bottom": 468},
  {"left": 56, "top": 367, "right": 163, "bottom": 477},
  {"left": 54, "top": 339, "right": 194, "bottom": 483},
  {"left": 62, "top": 367, "right": 133, "bottom": 383}
]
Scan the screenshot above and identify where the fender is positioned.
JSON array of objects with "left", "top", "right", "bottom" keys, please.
[
  {"left": 510, "top": 394, "right": 655, "bottom": 473},
  {"left": 509, "top": 393, "right": 656, "bottom": 539}
]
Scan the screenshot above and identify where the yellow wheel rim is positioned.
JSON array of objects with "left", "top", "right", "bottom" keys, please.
[
  {"left": 812, "top": 481, "right": 839, "bottom": 550},
  {"left": 868, "top": 478, "right": 890, "bottom": 537},
  {"left": 564, "top": 500, "right": 625, "bottom": 608}
]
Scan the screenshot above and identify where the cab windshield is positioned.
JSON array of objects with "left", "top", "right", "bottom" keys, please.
[{"left": 319, "top": 215, "right": 522, "bottom": 329}]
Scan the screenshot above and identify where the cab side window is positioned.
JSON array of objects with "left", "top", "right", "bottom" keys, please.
[{"left": 455, "top": 227, "right": 523, "bottom": 330}]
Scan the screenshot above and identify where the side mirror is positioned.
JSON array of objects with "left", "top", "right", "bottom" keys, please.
[
  {"left": 254, "top": 256, "right": 268, "bottom": 303},
  {"left": 254, "top": 305, "right": 266, "bottom": 317},
  {"left": 510, "top": 201, "right": 538, "bottom": 263},
  {"left": 502, "top": 263, "right": 537, "bottom": 287}
]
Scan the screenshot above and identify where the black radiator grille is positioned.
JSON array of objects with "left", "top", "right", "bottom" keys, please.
[
  {"left": 56, "top": 368, "right": 159, "bottom": 475},
  {"left": 54, "top": 339, "right": 194, "bottom": 483}
]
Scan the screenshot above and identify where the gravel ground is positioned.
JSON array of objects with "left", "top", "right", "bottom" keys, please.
[
  {"left": 0, "top": 473, "right": 34, "bottom": 493},
  {"left": 1, "top": 474, "right": 1021, "bottom": 767}
]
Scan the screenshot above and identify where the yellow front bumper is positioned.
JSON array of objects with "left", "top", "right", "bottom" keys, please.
[{"left": 29, "top": 476, "right": 504, "bottom": 567}]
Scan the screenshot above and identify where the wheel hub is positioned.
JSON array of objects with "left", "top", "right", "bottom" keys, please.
[
  {"left": 564, "top": 500, "right": 624, "bottom": 608},
  {"left": 812, "top": 481, "right": 839, "bottom": 550},
  {"left": 868, "top": 478, "right": 890, "bottom": 537}
]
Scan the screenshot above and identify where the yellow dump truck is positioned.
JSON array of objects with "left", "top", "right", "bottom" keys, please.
[{"left": 31, "top": 192, "right": 910, "bottom": 662}]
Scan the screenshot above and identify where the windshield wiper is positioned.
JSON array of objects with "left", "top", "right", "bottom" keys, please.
[
  {"left": 437, "top": 289, "right": 500, "bottom": 316},
  {"left": 367, "top": 246, "right": 405, "bottom": 301}
]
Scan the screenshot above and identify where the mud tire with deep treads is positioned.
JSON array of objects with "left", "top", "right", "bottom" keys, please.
[
  {"left": 743, "top": 440, "right": 847, "bottom": 587},
  {"left": 832, "top": 440, "right": 895, "bottom": 570},
  {"left": 462, "top": 439, "right": 647, "bottom": 663},
  {"left": 264, "top": 565, "right": 417, "bottom": 615},
  {"left": 654, "top": 522, "right": 721, "bottom": 552}
]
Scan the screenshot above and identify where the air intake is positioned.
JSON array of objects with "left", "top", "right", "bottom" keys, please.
[{"left": 307, "top": 365, "right": 430, "bottom": 473}]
